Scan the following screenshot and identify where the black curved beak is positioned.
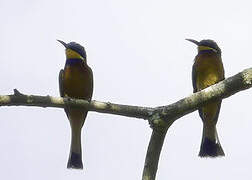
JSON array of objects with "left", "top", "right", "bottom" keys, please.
[
  {"left": 57, "top": 39, "right": 68, "bottom": 48},
  {"left": 185, "top": 39, "right": 199, "bottom": 46}
]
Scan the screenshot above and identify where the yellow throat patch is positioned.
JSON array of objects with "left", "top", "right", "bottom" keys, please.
[{"left": 66, "top": 48, "right": 85, "bottom": 60}]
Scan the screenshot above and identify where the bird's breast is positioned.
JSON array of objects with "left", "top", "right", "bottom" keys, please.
[
  {"left": 195, "top": 53, "right": 224, "bottom": 90},
  {"left": 63, "top": 62, "right": 93, "bottom": 100}
]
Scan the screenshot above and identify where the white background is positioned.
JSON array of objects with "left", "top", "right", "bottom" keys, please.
[{"left": 0, "top": 0, "right": 251, "bottom": 179}]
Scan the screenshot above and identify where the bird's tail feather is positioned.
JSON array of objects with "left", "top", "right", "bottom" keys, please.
[
  {"left": 67, "top": 151, "right": 83, "bottom": 169},
  {"left": 67, "top": 127, "right": 83, "bottom": 169},
  {"left": 199, "top": 125, "right": 224, "bottom": 157}
]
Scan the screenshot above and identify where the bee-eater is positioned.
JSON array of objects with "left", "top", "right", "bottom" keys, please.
[
  {"left": 58, "top": 40, "right": 93, "bottom": 169},
  {"left": 187, "top": 39, "right": 225, "bottom": 157}
]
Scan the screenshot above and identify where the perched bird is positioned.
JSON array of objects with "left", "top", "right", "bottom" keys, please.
[
  {"left": 187, "top": 39, "right": 225, "bottom": 157},
  {"left": 58, "top": 40, "right": 93, "bottom": 169}
]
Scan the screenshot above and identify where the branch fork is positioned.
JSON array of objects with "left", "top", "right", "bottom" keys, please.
[{"left": 1, "top": 68, "right": 252, "bottom": 180}]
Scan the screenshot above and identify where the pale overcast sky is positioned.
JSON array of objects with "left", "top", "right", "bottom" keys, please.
[{"left": 0, "top": 0, "right": 252, "bottom": 179}]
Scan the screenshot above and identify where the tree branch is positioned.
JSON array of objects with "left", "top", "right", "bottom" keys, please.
[
  {"left": 0, "top": 89, "right": 154, "bottom": 119},
  {"left": 142, "top": 113, "right": 171, "bottom": 180},
  {"left": 0, "top": 68, "right": 252, "bottom": 180},
  {"left": 156, "top": 67, "right": 252, "bottom": 122}
]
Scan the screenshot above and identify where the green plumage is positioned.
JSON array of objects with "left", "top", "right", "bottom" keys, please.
[
  {"left": 58, "top": 40, "right": 93, "bottom": 169},
  {"left": 188, "top": 39, "right": 225, "bottom": 157}
]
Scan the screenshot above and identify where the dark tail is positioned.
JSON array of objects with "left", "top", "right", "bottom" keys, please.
[
  {"left": 67, "top": 152, "right": 83, "bottom": 169},
  {"left": 199, "top": 125, "right": 225, "bottom": 157},
  {"left": 67, "top": 127, "right": 83, "bottom": 169}
]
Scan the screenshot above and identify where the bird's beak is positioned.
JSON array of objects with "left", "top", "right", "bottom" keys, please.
[
  {"left": 185, "top": 39, "right": 199, "bottom": 46},
  {"left": 57, "top": 39, "right": 68, "bottom": 48}
]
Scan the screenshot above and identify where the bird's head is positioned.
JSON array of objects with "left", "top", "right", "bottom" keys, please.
[
  {"left": 186, "top": 39, "right": 221, "bottom": 54},
  {"left": 57, "top": 40, "right": 86, "bottom": 60}
]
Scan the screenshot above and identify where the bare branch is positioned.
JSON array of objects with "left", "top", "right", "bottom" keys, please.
[
  {"left": 141, "top": 68, "right": 252, "bottom": 180},
  {"left": 142, "top": 128, "right": 168, "bottom": 180},
  {"left": 0, "top": 89, "right": 154, "bottom": 119},
  {"left": 1, "top": 68, "right": 251, "bottom": 122},
  {"left": 155, "top": 68, "right": 252, "bottom": 123},
  {"left": 0, "top": 68, "right": 252, "bottom": 180},
  {"left": 142, "top": 113, "right": 172, "bottom": 180}
]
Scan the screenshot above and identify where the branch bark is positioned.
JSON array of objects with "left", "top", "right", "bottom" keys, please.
[
  {"left": 0, "top": 89, "right": 154, "bottom": 119},
  {"left": 142, "top": 114, "right": 171, "bottom": 180},
  {"left": 0, "top": 67, "right": 252, "bottom": 180}
]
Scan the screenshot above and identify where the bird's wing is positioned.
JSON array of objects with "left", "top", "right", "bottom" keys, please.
[
  {"left": 192, "top": 62, "right": 197, "bottom": 93},
  {"left": 59, "top": 69, "right": 64, "bottom": 97},
  {"left": 87, "top": 66, "right": 94, "bottom": 102},
  {"left": 59, "top": 69, "right": 70, "bottom": 118}
]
